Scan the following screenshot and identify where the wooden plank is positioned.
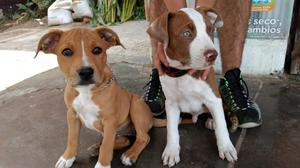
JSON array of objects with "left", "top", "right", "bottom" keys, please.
[
  {"left": 291, "top": 39, "right": 300, "bottom": 74},
  {"left": 290, "top": 2, "right": 300, "bottom": 74}
]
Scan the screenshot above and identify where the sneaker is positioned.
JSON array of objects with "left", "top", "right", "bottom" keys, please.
[
  {"left": 219, "top": 68, "right": 262, "bottom": 129},
  {"left": 143, "top": 68, "right": 166, "bottom": 117}
]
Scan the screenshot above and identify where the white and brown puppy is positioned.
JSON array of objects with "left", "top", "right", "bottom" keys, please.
[
  {"left": 35, "top": 27, "right": 155, "bottom": 168},
  {"left": 147, "top": 7, "right": 237, "bottom": 167}
]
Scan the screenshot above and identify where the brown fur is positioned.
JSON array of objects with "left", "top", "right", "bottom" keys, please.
[
  {"left": 147, "top": 9, "right": 220, "bottom": 66},
  {"left": 146, "top": 5, "right": 222, "bottom": 97},
  {"left": 35, "top": 27, "right": 159, "bottom": 166},
  {"left": 147, "top": 11, "right": 197, "bottom": 65},
  {"left": 166, "top": 11, "right": 196, "bottom": 65},
  {"left": 195, "top": 7, "right": 222, "bottom": 37},
  {"left": 145, "top": 0, "right": 250, "bottom": 73},
  {"left": 145, "top": 2, "right": 225, "bottom": 127}
]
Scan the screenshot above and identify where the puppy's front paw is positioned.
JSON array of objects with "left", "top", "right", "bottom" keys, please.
[
  {"left": 162, "top": 145, "right": 180, "bottom": 167},
  {"left": 55, "top": 156, "right": 76, "bottom": 168},
  {"left": 94, "top": 161, "right": 111, "bottom": 168},
  {"left": 218, "top": 141, "right": 238, "bottom": 162}
]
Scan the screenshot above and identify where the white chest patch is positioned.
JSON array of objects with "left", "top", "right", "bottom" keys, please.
[
  {"left": 72, "top": 85, "right": 101, "bottom": 131},
  {"left": 160, "top": 75, "right": 213, "bottom": 114}
]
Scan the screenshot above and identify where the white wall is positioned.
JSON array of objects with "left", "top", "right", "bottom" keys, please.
[{"left": 213, "top": 38, "right": 288, "bottom": 75}]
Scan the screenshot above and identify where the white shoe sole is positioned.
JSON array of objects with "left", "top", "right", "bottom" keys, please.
[{"left": 239, "top": 122, "right": 262, "bottom": 128}]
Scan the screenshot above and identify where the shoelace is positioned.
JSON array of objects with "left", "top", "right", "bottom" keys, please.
[
  {"left": 143, "top": 74, "right": 161, "bottom": 101},
  {"left": 222, "top": 78, "right": 251, "bottom": 111}
]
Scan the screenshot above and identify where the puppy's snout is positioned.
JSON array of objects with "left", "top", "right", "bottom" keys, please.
[
  {"left": 204, "top": 49, "right": 218, "bottom": 62},
  {"left": 78, "top": 67, "right": 94, "bottom": 80}
]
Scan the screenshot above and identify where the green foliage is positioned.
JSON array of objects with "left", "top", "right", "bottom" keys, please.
[
  {"left": 7, "top": 0, "right": 145, "bottom": 26},
  {"left": 32, "top": 0, "right": 55, "bottom": 17},
  {"left": 14, "top": 1, "right": 36, "bottom": 23},
  {"left": 132, "top": 0, "right": 145, "bottom": 20},
  {"left": 90, "top": 0, "right": 120, "bottom": 26},
  {"left": 13, "top": 0, "right": 54, "bottom": 23},
  {"left": 120, "top": 0, "right": 136, "bottom": 22},
  {"left": 0, "top": 18, "right": 5, "bottom": 26},
  {"left": 90, "top": 0, "right": 145, "bottom": 27},
  {"left": 0, "top": 11, "right": 14, "bottom": 25}
]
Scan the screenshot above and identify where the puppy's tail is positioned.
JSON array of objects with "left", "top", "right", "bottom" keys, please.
[{"left": 153, "top": 118, "right": 194, "bottom": 127}]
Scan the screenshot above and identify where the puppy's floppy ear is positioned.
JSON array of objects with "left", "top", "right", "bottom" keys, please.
[
  {"left": 35, "top": 29, "right": 63, "bottom": 58},
  {"left": 94, "top": 27, "right": 125, "bottom": 48},
  {"left": 147, "top": 12, "right": 171, "bottom": 46},
  {"left": 197, "top": 7, "right": 223, "bottom": 28}
]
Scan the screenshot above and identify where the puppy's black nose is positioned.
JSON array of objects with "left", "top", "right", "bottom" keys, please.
[{"left": 78, "top": 67, "right": 94, "bottom": 80}]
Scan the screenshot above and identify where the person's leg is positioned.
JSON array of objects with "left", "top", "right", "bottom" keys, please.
[
  {"left": 215, "top": 0, "right": 251, "bottom": 73},
  {"left": 144, "top": 0, "right": 166, "bottom": 68},
  {"left": 145, "top": 0, "right": 186, "bottom": 66},
  {"left": 215, "top": 0, "right": 262, "bottom": 130},
  {"left": 196, "top": 0, "right": 216, "bottom": 8},
  {"left": 143, "top": 0, "right": 187, "bottom": 116}
]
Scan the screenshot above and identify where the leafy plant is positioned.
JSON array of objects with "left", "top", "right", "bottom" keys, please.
[
  {"left": 120, "top": 0, "right": 136, "bottom": 22},
  {"left": 90, "top": 0, "right": 121, "bottom": 26},
  {"left": 132, "top": 0, "right": 145, "bottom": 20},
  {"left": 13, "top": 0, "right": 54, "bottom": 23},
  {"left": 14, "top": 1, "right": 36, "bottom": 23},
  {"left": 32, "top": 0, "right": 55, "bottom": 17},
  {"left": 90, "top": 0, "right": 145, "bottom": 26},
  {"left": 103, "top": 0, "right": 119, "bottom": 24},
  {"left": 0, "top": 18, "right": 5, "bottom": 26}
]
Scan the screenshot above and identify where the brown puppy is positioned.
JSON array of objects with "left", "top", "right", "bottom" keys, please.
[{"left": 35, "top": 27, "right": 156, "bottom": 168}]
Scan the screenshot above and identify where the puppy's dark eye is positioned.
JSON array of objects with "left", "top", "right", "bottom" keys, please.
[
  {"left": 62, "top": 48, "right": 73, "bottom": 57},
  {"left": 183, "top": 31, "right": 191, "bottom": 37},
  {"left": 92, "top": 47, "right": 102, "bottom": 55}
]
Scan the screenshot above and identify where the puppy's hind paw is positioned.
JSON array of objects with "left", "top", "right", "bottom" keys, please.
[
  {"left": 55, "top": 156, "right": 75, "bottom": 168},
  {"left": 121, "top": 154, "right": 135, "bottom": 166},
  {"left": 205, "top": 118, "right": 215, "bottom": 130}
]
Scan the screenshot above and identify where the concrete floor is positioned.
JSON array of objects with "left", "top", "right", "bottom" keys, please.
[
  {"left": 1, "top": 63, "right": 300, "bottom": 168},
  {"left": 0, "top": 21, "right": 300, "bottom": 168}
]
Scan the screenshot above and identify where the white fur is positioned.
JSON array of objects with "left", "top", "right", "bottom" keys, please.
[
  {"left": 72, "top": 85, "right": 101, "bottom": 132},
  {"left": 205, "top": 118, "right": 215, "bottom": 130},
  {"left": 175, "top": 8, "right": 215, "bottom": 70},
  {"left": 160, "top": 75, "right": 237, "bottom": 167},
  {"left": 207, "top": 11, "right": 224, "bottom": 28},
  {"left": 81, "top": 41, "right": 89, "bottom": 66},
  {"left": 55, "top": 156, "right": 76, "bottom": 168},
  {"left": 192, "top": 112, "right": 200, "bottom": 123},
  {"left": 166, "top": 57, "right": 188, "bottom": 70},
  {"left": 95, "top": 161, "right": 111, "bottom": 168},
  {"left": 164, "top": 8, "right": 216, "bottom": 70},
  {"left": 162, "top": 98, "right": 181, "bottom": 167},
  {"left": 121, "top": 154, "right": 133, "bottom": 166}
]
